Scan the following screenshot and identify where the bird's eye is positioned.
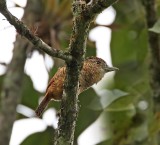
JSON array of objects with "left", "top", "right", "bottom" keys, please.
[{"left": 96, "top": 60, "right": 101, "bottom": 64}]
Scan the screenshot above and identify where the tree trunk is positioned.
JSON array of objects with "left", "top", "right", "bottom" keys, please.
[{"left": 0, "top": 0, "right": 43, "bottom": 144}]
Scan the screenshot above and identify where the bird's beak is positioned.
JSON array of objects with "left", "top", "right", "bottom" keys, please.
[{"left": 105, "top": 66, "right": 119, "bottom": 72}]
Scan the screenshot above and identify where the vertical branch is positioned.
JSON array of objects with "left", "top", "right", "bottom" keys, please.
[
  {"left": 53, "top": 1, "right": 90, "bottom": 144},
  {"left": 0, "top": 0, "right": 43, "bottom": 144},
  {"left": 141, "top": 0, "right": 160, "bottom": 111},
  {"left": 0, "top": 37, "right": 28, "bottom": 145},
  {"left": 54, "top": 0, "right": 118, "bottom": 145},
  {"left": 141, "top": 0, "right": 160, "bottom": 144}
]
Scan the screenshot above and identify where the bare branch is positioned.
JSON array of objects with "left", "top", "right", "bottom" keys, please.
[
  {"left": 0, "top": 36, "right": 28, "bottom": 145},
  {"left": 83, "top": 0, "right": 118, "bottom": 20},
  {"left": 0, "top": 0, "right": 72, "bottom": 62},
  {"left": 53, "top": 0, "right": 119, "bottom": 145},
  {"left": 0, "top": 62, "right": 7, "bottom": 66},
  {"left": 141, "top": 0, "right": 160, "bottom": 110}
]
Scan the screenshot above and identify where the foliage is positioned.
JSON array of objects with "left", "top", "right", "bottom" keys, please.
[{"left": 21, "top": 126, "right": 54, "bottom": 145}]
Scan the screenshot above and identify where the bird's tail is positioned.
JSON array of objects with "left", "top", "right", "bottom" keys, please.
[{"left": 35, "top": 93, "right": 51, "bottom": 118}]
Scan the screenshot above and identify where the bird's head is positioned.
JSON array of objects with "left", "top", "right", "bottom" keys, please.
[{"left": 86, "top": 56, "right": 119, "bottom": 73}]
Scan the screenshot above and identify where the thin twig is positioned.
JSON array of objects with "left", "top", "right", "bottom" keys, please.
[
  {"left": 0, "top": 0, "right": 72, "bottom": 62},
  {"left": 83, "top": 0, "right": 118, "bottom": 20},
  {"left": 0, "top": 62, "right": 7, "bottom": 66}
]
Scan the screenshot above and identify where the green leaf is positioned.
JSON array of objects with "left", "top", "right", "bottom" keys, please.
[
  {"left": 103, "top": 110, "right": 135, "bottom": 145},
  {"left": 113, "top": 0, "right": 144, "bottom": 26},
  {"left": 21, "top": 126, "right": 54, "bottom": 145},
  {"left": 74, "top": 88, "right": 103, "bottom": 141},
  {"left": 86, "top": 40, "right": 96, "bottom": 58},
  {"left": 96, "top": 110, "right": 148, "bottom": 145},
  {"left": 21, "top": 74, "right": 41, "bottom": 110},
  {"left": 111, "top": 0, "right": 148, "bottom": 91},
  {"left": 149, "top": 19, "right": 160, "bottom": 33},
  {"left": 107, "top": 1, "right": 153, "bottom": 144},
  {"left": 111, "top": 20, "right": 149, "bottom": 93},
  {"left": 88, "top": 89, "right": 128, "bottom": 111},
  {"left": 96, "top": 139, "right": 112, "bottom": 145}
]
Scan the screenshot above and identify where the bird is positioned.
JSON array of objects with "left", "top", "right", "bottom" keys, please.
[{"left": 35, "top": 56, "right": 118, "bottom": 117}]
